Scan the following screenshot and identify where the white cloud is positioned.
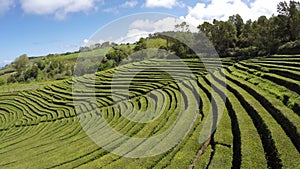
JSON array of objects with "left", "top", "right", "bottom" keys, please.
[
  {"left": 121, "top": 0, "right": 138, "bottom": 8},
  {"left": 130, "top": 17, "right": 194, "bottom": 32},
  {"left": 83, "top": 39, "right": 93, "bottom": 46},
  {"left": 103, "top": 7, "right": 119, "bottom": 14},
  {"left": 0, "top": 59, "right": 13, "bottom": 67},
  {"left": 83, "top": 39, "right": 89, "bottom": 44},
  {"left": 116, "top": 29, "right": 151, "bottom": 43},
  {"left": 130, "top": 19, "right": 155, "bottom": 31},
  {"left": 0, "top": 0, "right": 14, "bottom": 15},
  {"left": 103, "top": 1, "right": 137, "bottom": 14},
  {"left": 20, "top": 0, "right": 102, "bottom": 19},
  {"left": 181, "top": 0, "right": 281, "bottom": 26},
  {"left": 116, "top": 17, "right": 197, "bottom": 44},
  {"left": 82, "top": 38, "right": 107, "bottom": 47},
  {"left": 145, "top": 0, "right": 185, "bottom": 9},
  {"left": 60, "top": 44, "right": 78, "bottom": 50},
  {"left": 152, "top": 17, "right": 193, "bottom": 32}
]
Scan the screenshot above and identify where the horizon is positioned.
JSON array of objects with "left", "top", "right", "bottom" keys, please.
[{"left": 0, "top": 0, "right": 283, "bottom": 67}]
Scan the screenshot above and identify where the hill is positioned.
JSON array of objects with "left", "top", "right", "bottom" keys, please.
[
  {"left": 0, "top": 1, "right": 300, "bottom": 167},
  {"left": 0, "top": 55, "right": 299, "bottom": 168}
]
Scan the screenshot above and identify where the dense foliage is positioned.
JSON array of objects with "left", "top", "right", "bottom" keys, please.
[
  {"left": 6, "top": 54, "right": 73, "bottom": 84},
  {"left": 200, "top": 1, "right": 300, "bottom": 57},
  {"left": 103, "top": 1, "right": 300, "bottom": 61}
]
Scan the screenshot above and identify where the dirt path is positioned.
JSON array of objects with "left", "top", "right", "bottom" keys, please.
[{"left": 189, "top": 136, "right": 212, "bottom": 169}]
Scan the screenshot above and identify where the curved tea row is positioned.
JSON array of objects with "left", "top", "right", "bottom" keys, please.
[{"left": 0, "top": 57, "right": 299, "bottom": 168}]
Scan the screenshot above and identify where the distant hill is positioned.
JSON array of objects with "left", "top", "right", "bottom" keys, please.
[{"left": 0, "top": 46, "right": 112, "bottom": 85}]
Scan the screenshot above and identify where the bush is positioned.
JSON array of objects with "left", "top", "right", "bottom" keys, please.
[
  {"left": 24, "top": 65, "right": 39, "bottom": 81},
  {"left": 229, "top": 47, "right": 259, "bottom": 60},
  {"left": 14, "top": 54, "right": 29, "bottom": 73},
  {"left": 7, "top": 74, "right": 17, "bottom": 83},
  {"left": 278, "top": 40, "right": 300, "bottom": 54},
  {"left": 37, "top": 60, "right": 46, "bottom": 70},
  {"left": 36, "top": 70, "right": 44, "bottom": 81},
  {"left": 0, "top": 76, "right": 6, "bottom": 85},
  {"left": 106, "top": 46, "right": 132, "bottom": 63},
  {"left": 98, "top": 60, "right": 115, "bottom": 71}
]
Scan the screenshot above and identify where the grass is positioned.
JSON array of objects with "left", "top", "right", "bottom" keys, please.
[{"left": 0, "top": 56, "right": 299, "bottom": 168}]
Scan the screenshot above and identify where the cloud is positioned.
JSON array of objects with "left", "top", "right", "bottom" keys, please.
[
  {"left": 116, "top": 29, "right": 151, "bottom": 43},
  {"left": 0, "top": 59, "right": 13, "bottom": 67},
  {"left": 181, "top": 0, "right": 281, "bottom": 26},
  {"left": 82, "top": 38, "right": 105, "bottom": 47},
  {"left": 128, "top": 17, "right": 184, "bottom": 34},
  {"left": 130, "top": 19, "right": 155, "bottom": 31},
  {"left": 145, "top": 0, "right": 185, "bottom": 9},
  {"left": 116, "top": 17, "right": 197, "bottom": 44},
  {"left": 60, "top": 44, "right": 78, "bottom": 50},
  {"left": 82, "top": 39, "right": 92, "bottom": 46},
  {"left": 103, "top": 1, "right": 137, "bottom": 14},
  {"left": 0, "top": 0, "right": 14, "bottom": 15},
  {"left": 130, "top": 17, "right": 189, "bottom": 32},
  {"left": 102, "top": 7, "right": 119, "bottom": 14},
  {"left": 20, "top": 0, "right": 103, "bottom": 19},
  {"left": 121, "top": 0, "right": 138, "bottom": 8}
]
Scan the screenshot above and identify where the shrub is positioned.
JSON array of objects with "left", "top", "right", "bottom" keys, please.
[
  {"left": 230, "top": 47, "right": 259, "bottom": 60},
  {"left": 37, "top": 60, "right": 46, "bottom": 70},
  {"left": 278, "top": 40, "right": 300, "bottom": 54},
  {"left": 14, "top": 54, "right": 29, "bottom": 73},
  {"left": 0, "top": 76, "right": 6, "bottom": 85}
]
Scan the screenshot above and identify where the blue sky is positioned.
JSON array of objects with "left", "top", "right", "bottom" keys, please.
[{"left": 0, "top": 0, "right": 281, "bottom": 67}]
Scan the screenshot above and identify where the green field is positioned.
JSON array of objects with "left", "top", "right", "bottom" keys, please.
[{"left": 0, "top": 55, "right": 299, "bottom": 168}]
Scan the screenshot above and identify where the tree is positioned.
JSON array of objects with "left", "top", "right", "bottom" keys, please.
[
  {"left": 14, "top": 54, "right": 29, "bottom": 73},
  {"left": 251, "top": 16, "right": 271, "bottom": 55},
  {"left": 198, "top": 21, "right": 213, "bottom": 40},
  {"left": 37, "top": 60, "right": 46, "bottom": 70},
  {"left": 156, "top": 33, "right": 172, "bottom": 50},
  {"left": 59, "top": 63, "right": 65, "bottom": 73},
  {"left": 106, "top": 45, "right": 132, "bottom": 63},
  {"left": 175, "top": 22, "right": 190, "bottom": 32},
  {"left": 211, "top": 20, "right": 237, "bottom": 56},
  {"left": 24, "top": 65, "right": 39, "bottom": 81},
  {"left": 229, "top": 14, "right": 244, "bottom": 37},
  {"left": 239, "top": 19, "right": 254, "bottom": 48},
  {"left": 170, "top": 40, "right": 187, "bottom": 57},
  {"left": 268, "top": 16, "right": 285, "bottom": 53},
  {"left": 98, "top": 60, "right": 115, "bottom": 71},
  {"left": 277, "top": 1, "right": 300, "bottom": 41},
  {"left": 134, "top": 38, "right": 147, "bottom": 51},
  {"left": 120, "top": 45, "right": 133, "bottom": 56}
]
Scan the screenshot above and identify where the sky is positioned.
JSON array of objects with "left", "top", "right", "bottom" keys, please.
[{"left": 0, "top": 0, "right": 283, "bottom": 67}]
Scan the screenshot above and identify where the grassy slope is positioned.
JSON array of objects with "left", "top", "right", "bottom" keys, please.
[
  {"left": 0, "top": 47, "right": 111, "bottom": 83},
  {"left": 0, "top": 53, "right": 299, "bottom": 168}
]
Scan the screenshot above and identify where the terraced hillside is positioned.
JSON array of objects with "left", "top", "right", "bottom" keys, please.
[{"left": 0, "top": 56, "right": 299, "bottom": 168}]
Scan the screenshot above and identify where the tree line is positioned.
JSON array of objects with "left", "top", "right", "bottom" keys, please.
[
  {"left": 5, "top": 54, "right": 73, "bottom": 84},
  {"left": 106, "top": 1, "right": 300, "bottom": 63},
  {"left": 197, "top": 0, "right": 300, "bottom": 58}
]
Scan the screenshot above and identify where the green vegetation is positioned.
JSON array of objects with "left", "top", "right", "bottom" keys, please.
[
  {"left": 0, "top": 54, "right": 299, "bottom": 168},
  {"left": 198, "top": 1, "right": 300, "bottom": 57},
  {"left": 0, "top": 46, "right": 112, "bottom": 85},
  {"left": 1, "top": 1, "right": 299, "bottom": 85},
  {"left": 0, "top": 1, "right": 299, "bottom": 168}
]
